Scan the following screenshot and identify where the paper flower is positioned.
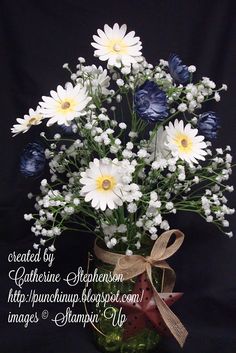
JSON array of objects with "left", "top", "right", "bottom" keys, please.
[
  {"left": 134, "top": 81, "right": 168, "bottom": 122},
  {"left": 20, "top": 143, "right": 45, "bottom": 177},
  {"left": 197, "top": 111, "right": 220, "bottom": 140},
  {"left": 39, "top": 82, "right": 91, "bottom": 126},
  {"left": 150, "top": 126, "right": 172, "bottom": 159},
  {"left": 11, "top": 108, "right": 43, "bottom": 136},
  {"left": 168, "top": 54, "right": 190, "bottom": 85},
  {"left": 165, "top": 119, "right": 207, "bottom": 164},
  {"left": 83, "top": 65, "right": 111, "bottom": 96},
  {"left": 80, "top": 158, "right": 127, "bottom": 211},
  {"left": 60, "top": 123, "right": 77, "bottom": 135},
  {"left": 91, "top": 23, "right": 142, "bottom": 68},
  {"left": 11, "top": 22, "right": 234, "bottom": 251}
]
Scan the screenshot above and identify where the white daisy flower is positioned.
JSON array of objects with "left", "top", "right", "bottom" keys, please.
[
  {"left": 165, "top": 119, "right": 207, "bottom": 164},
  {"left": 39, "top": 82, "right": 91, "bottom": 126},
  {"left": 80, "top": 158, "right": 127, "bottom": 211},
  {"left": 11, "top": 107, "right": 43, "bottom": 136},
  {"left": 91, "top": 23, "right": 142, "bottom": 68}
]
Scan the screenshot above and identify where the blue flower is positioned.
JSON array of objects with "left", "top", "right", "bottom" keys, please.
[
  {"left": 60, "top": 124, "right": 74, "bottom": 135},
  {"left": 20, "top": 143, "right": 45, "bottom": 177},
  {"left": 134, "top": 80, "right": 168, "bottom": 122},
  {"left": 168, "top": 54, "right": 190, "bottom": 85},
  {"left": 197, "top": 112, "right": 220, "bottom": 140}
]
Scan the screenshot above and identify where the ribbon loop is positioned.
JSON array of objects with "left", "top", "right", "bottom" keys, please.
[
  {"left": 150, "top": 229, "right": 185, "bottom": 261},
  {"left": 114, "top": 255, "right": 146, "bottom": 279}
]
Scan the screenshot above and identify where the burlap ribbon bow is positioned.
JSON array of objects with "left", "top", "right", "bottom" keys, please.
[{"left": 94, "top": 229, "right": 188, "bottom": 347}]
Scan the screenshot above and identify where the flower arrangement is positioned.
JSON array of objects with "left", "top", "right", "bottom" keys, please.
[{"left": 12, "top": 23, "right": 234, "bottom": 350}]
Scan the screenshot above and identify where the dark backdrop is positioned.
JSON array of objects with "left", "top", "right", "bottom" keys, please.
[{"left": 0, "top": 1, "right": 236, "bottom": 353}]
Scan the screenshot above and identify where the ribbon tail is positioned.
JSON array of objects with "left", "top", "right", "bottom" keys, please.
[
  {"left": 146, "top": 265, "right": 188, "bottom": 347},
  {"left": 153, "top": 290, "right": 188, "bottom": 347}
]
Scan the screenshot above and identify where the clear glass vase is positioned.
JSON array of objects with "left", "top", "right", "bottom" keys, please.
[{"left": 92, "top": 261, "right": 162, "bottom": 353}]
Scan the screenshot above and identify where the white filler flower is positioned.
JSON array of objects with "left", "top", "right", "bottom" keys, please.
[
  {"left": 11, "top": 107, "right": 43, "bottom": 136},
  {"left": 39, "top": 82, "right": 91, "bottom": 126},
  {"left": 80, "top": 158, "right": 127, "bottom": 211},
  {"left": 166, "top": 119, "right": 207, "bottom": 164},
  {"left": 91, "top": 23, "right": 142, "bottom": 68}
]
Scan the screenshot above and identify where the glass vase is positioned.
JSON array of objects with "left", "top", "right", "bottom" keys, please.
[{"left": 92, "top": 260, "right": 163, "bottom": 353}]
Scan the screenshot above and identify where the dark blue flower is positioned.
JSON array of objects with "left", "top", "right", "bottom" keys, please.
[
  {"left": 134, "top": 80, "right": 168, "bottom": 122},
  {"left": 20, "top": 143, "right": 45, "bottom": 177},
  {"left": 197, "top": 112, "right": 220, "bottom": 140},
  {"left": 60, "top": 124, "right": 75, "bottom": 135},
  {"left": 168, "top": 54, "right": 190, "bottom": 85}
]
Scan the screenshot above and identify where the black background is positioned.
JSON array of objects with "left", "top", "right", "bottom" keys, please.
[{"left": 0, "top": 0, "right": 236, "bottom": 352}]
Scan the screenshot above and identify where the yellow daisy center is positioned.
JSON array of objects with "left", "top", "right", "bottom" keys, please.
[
  {"left": 106, "top": 39, "right": 128, "bottom": 55},
  {"left": 57, "top": 98, "right": 77, "bottom": 115},
  {"left": 113, "top": 43, "right": 121, "bottom": 52},
  {"left": 181, "top": 139, "right": 188, "bottom": 147},
  {"left": 61, "top": 101, "right": 71, "bottom": 109},
  {"left": 27, "top": 115, "right": 42, "bottom": 126},
  {"left": 174, "top": 133, "right": 193, "bottom": 153},
  {"left": 96, "top": 175, "right": 116, "bottom": 192}
]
